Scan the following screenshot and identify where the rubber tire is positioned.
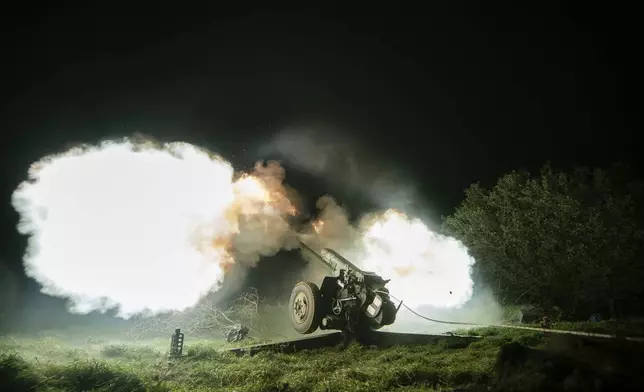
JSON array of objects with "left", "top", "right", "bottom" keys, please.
[
  {"left": 378, "top": 288, "right": 397, "bottom": 326},
  {"left": 380, "top": 301, "right": 397, "bottom": 326},
  {"left": 289, "top": 281, "right": 322, "bottom": 334}
]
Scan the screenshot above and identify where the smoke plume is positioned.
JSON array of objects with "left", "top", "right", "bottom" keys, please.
[
  {"left": 300, "top": 196, "right": 475, "bottom": 308},
  {"left": 12, "top": 139, "right": 296, "bottom": 318},
  {"left": 13, "top": 135, "right": 490, "bottom": 328},
  {"left": 258, "top": 128, "right": 423, "bottom": 213},
  {"left": 297, "top": 196, "right": 502, "bottom": 331}
]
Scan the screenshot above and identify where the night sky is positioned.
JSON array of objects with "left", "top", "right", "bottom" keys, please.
[{"left": 0, "top": 5, "right": 641, "bottom": 324}]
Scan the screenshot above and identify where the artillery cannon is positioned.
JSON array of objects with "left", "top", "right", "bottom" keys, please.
[{"left": 289, "top": 240, "right": 401, "bottom": 335}]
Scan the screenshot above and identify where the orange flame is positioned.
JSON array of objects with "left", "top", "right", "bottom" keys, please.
[
  {"left": 198, "top": 165, "right": 297, "bottom": 269},
  {"left": 313, "top": 220, "right": 325, "bottom": 233}
]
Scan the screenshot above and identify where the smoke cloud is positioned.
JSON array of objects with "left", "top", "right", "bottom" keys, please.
[
  {"left": 12, "top": 139, "right": 296, "bottom": 318},
  {"left": 12, "top": 134, "right": 491, "bottom": 328},
  {"left": 297, "top": 196, "right": 499, "bottom": 331},
  {"left": 258, "top": 128, "right": 423, "bottom": 213},
  {"left": 300, "top": 196, "right": 475, "bottom": 309}
]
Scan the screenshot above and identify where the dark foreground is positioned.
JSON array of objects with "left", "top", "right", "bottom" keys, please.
[{"left": 2, "top": 323, "right": 644, "bottom": 391}]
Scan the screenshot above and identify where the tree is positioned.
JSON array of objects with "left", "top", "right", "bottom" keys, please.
[{"left": 442, "top": 163, "right": 644, "bottom": 319}]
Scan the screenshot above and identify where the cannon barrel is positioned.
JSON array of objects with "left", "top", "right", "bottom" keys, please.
[
  {"left": 298, "top": 239, "right": 365, "bottom": 274},
  {"left": 320, "top": 248, "right": 365, "bottom": 273},
  {"left": 298, "top": 239, "right": 337, "bottom": 272}
]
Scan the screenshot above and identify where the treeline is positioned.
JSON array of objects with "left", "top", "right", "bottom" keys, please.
[{"left": 442, "top": 163, "right": 644, "bottom": 320}]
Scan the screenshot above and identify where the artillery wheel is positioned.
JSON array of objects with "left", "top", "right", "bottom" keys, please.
[{"left": 289, "top": 281, "right": 322, "bottom": 334}]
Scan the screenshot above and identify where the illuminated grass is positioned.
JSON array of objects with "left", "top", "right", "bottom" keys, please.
[
  {"left": 2, "top": 322, "right": 638, "bottom": 392},
  {"left": 0, "top": 334, "right": 504, "bottom": 392}
]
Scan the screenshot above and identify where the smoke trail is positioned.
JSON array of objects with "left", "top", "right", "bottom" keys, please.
[{"left": 11, "top": 139, "right": 297, "bottom": 318}]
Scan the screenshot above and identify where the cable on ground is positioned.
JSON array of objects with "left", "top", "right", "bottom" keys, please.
[{"left": 375, "top": 290, "right": 644, "bottom": 342}]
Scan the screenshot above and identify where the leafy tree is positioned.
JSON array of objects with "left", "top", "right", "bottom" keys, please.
[{"left": 442, "top": 163, "right": 644, "bottom": 319}]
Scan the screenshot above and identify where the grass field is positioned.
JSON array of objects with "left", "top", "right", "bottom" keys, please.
[{"left": 1, "top": 322, "right": 643, "bottom": 392}]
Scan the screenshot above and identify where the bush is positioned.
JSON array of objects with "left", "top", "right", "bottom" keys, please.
[
  {"left": 0, "top": 353, "right": 40, "bottom": 391},
  {"left": 443, "top": 163, "right": 644, "bottom": 319}
]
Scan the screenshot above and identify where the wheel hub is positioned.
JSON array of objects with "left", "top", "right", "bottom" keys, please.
[{"left": 293, "top": 292, "right": 308, "bottom": 323}]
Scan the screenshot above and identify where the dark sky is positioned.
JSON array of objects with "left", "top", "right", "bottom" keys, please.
[{"left": 0, "top": 5, "right": 641, "bottom": 317}]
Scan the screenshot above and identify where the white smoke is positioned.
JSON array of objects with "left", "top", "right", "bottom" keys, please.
[
  {"left": 11, "top": 140, "right": 296, "bottom": 318},
  {"left": 299, "top": 196, "right": 503, "bottom": 332},
  {"left": 12, "top": 135, "right": 492, "bottom": 329},
  {"left": 301, "top": 196, "right": 475, "bottom": 309},
  {"left": 359, "top": 210, "right": 475, "bottom": 308}
]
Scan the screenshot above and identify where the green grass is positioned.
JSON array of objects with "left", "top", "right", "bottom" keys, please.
[
  {"left": 0, "top": 330, "right": 527, "bottom": 392},
  {"left": 1, "top": 322, "right": 641, "bottom": 392}
]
